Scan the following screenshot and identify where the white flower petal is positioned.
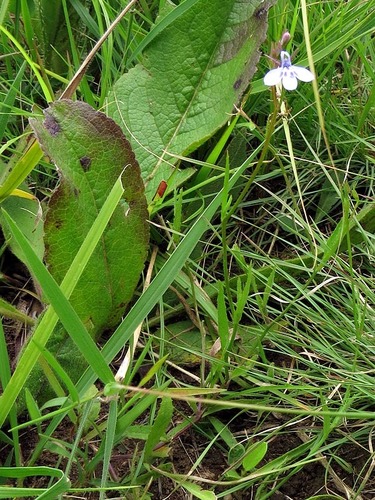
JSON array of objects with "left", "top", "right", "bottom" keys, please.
[
  {"left": 264, "top": 68, "right": 282, "bottom": 86},
  {"left": 293, "top": 66, "right": 315, "bottom": 82},
  {"left": 282, "top": 72, "right": 298, "bottom": 90}
]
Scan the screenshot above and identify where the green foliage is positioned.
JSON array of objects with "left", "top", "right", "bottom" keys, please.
[
  {"left": 108, "top": 0, "right": 273, "bottom": 198},
  {"left": 242, "top": 442, "right": 268, "bottom": 472},
  {"left": 0, "top": 0, "right": 374, "bottom": 498},
  {"left": 143, "top": 397, "right": 173, "bottom": 462},
  {"left": 30, "top": 100, "right": 149, "bottom": 334},
  {"left": 0, "top": 466, "right": 70, "bottom": 498},
  {"left": 0, "top": 190, "right": 44, "bottom": 264},
  {"left": 9, "top": 0, "right": 87, "bottom": 76},
  {"left": 21, "top": 99, "right": 148, "bottom": 401},
  {"left": 0, "top": 187, "right": 118, "bottom": 419}
]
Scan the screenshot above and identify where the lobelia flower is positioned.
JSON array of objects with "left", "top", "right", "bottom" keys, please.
[{"left": 264, "top": 51, "right": 314, "bottom": 91}]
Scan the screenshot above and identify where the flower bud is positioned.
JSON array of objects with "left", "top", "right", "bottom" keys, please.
[{"left": 280, "top": 31, "right": 291, "bottom": 48}]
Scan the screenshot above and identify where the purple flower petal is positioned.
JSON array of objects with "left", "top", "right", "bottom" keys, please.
[{"left": 264, "top": 50, "right": 315, "bottom": 91}]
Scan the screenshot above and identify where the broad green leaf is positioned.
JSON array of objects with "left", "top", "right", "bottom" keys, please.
[
  {"left": 75, "top": 146, "right": 262, "bottom": 401},
  {"left": 29, "top": 99, "right": 149, "bottom": 337},
  {"left": 0, "top": 170, "right": 123, "bottom": 421},
  {"left": 1, "top": 198, "right": 115, "bottom": 413},
  {"left": 229, "top": 443, "right": 246, "bottom": 465},
  {"left": 24, "top": 99, "right": 149, "bottom": 400},
  {"left": 107, "top": 0, "right": 274, "bottom": 197},
  {"left": 19, "top": 147, "right": 260, "bottom": 440},
  {"left": 155, "top": 320, "right": 211, "bottom": 364}
]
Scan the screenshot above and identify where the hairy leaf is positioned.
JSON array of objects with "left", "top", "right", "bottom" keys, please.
[
  {"left": 107, "top": 0, "right": 274, "bottom": 198},
  {"left": 30, "top": 100, "right": 149, "bottom": 334},
  {"left": 27, "top": 99, "right": 149, "bottom": 397}
]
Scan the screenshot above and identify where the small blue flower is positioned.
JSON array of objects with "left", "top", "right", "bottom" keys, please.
[{"left": 264, "top": 51, "right": 314, "bottom": 91}]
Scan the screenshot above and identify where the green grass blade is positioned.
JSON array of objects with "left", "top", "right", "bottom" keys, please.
[
  {"left": 99, "top": 399, "right": 117, "bottom": 500},
  {"left": 0, "top": 466, "right": 70, "bottom": 499},
  {"left": 0, "top": 297, "right": 35, "bottom": 324},
  {"left": 0, "top": 25, "right": 53, "bottom": 102},
  {"left": 0, "top": 140, "right": 43, "bottom": 202},
  {"left": 75, "top": 152, "right": 258, "bottom": 398},
  {"left": 0, "top": 62, "right": 26, "bottom": 142},
  {"left": 0, "top": 174, "right": 125, "bottom": 426},
  {"left": 0, "top": 0, "right": 10, "bottom": 25},
  {"left": 143, "top": 397, "right": 173, "bottom": 462}
]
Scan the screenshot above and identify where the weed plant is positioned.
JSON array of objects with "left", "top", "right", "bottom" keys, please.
[{"left": 0, "top": 0, "right": 374, "bottom": 499}]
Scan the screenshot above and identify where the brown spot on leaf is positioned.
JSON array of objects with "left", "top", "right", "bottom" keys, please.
[
  {"left": 43, "top": 113, "right": 61, "bottom": 136},
  {"left": 79, "top": 156, "right": 92, "bottom": 172},
  {"left": 233, "top": 78, "right": 242, "bottom": 90},
  {"left": 254, "top": 7, "right": 267, "bottom": 19}
]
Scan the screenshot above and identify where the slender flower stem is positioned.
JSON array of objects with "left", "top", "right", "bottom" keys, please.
[
  {"left": 225, "top": 97, "right": 280, "bottom": 222},
  {"left": 220, "top": 96, "right": 280, "bottom": 316}
]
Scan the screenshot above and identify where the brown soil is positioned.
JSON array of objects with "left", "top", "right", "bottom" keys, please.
[{"left": 5, "top": 416, "right": 369, "bottom": 499}]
